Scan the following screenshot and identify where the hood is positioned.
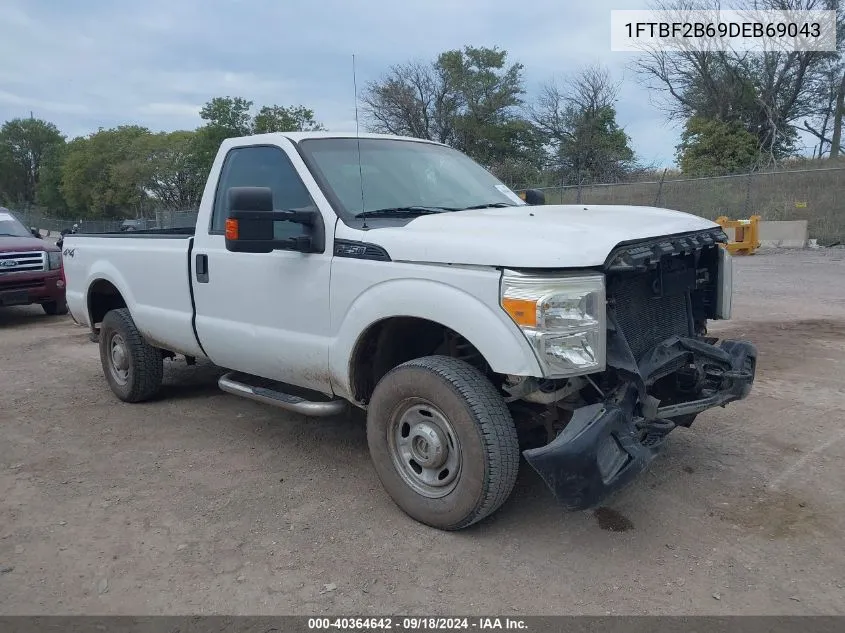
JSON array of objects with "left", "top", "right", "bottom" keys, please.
[
  {"left": 341, "top": 204, "right": 718, "bottom": 268},
  {"left": 0, "top": 235, "right": 56, "bottom": 253}
]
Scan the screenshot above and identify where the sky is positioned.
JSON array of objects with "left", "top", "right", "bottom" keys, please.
[{"left": 0, "top": 0, "right": 789, "bottom": 168}]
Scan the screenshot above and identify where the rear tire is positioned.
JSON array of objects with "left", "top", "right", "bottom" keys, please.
[
  {"left": 42, "top": 300, "right": 68, "bottom": 316},
  {"left": 366, "top": 355, "right": 520, "bottom": 530},
  {"left": 99, "top": 308, "right": 163, "bottom": 402}
]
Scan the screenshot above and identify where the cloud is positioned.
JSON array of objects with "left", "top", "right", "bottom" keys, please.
[
  {"left": 0, "top": 91, "right": 90, "bottom": 116},
  {"left": 134, "top": 102, "right": 204, "bottom": 118},
  {"left": 0, "top": 0, "right": 680, "bottom": 164}
]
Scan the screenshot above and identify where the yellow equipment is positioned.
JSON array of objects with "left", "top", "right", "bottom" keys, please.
[{"left": 715, "top": 215, "right": 761, "bottom": 255}]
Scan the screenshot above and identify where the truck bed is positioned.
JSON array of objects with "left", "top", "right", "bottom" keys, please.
[{"left": 62, "top": 232, "right": 205, "bottom": 358}]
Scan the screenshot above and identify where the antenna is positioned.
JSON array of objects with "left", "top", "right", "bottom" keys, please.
[{"left": 353, "top": 54, "right": 367, "bottom": 226}]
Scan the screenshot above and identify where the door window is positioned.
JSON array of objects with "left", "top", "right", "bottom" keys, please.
[{"left": 210, "top": 145, "right": 316, "bottom": 239}]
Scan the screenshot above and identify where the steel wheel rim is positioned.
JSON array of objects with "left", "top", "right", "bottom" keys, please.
[
  {"left": 387, "top": 399, "right": 461, "bottom": 498},
  {"left": 108, "top": 333, "right": 130, "bottom": 385}
]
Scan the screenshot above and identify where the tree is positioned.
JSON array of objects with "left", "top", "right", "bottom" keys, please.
[
  {"left": 61, "top": 126, "right": 152, "bottom": 217},
  {"left": 676, "top": 117, "right": 761, "bottom": 176},
  {"left": 802, "top": 59, "right": 845, "bottom": 157},
  {"left": 138, "top": 131, "right": 206, "bottom": 210},
  {"left": 199, "top": 96, "right": 254, "bottom": 135},
  {"left": 829, "top": 69, "right": 845, "bottom": 158},
  {"left": 35, "top": 142, "right": 70, "bottom": 215},
  {"left": 192, "top": 97, "right": 327, "bottom": 178},
  {"left": 362, "top": 60, "right": 461, "bottom": 143},
  {"left": 440, "top": 47, "right": 529, "bottom": 165},
  {"left": 0, "top": 118, "right": 64, "bottom": 205},
  {"left": 530, "top": 66, "right": 635, "bottom": 184},
  {"left": 192, "top": 96, "right": 255, "bottom": 179},
  {"left": 362, "top": 46, "right": 535, "bottom": 167},
  {"left": 253, "top": 105, "right": 325, "bottom": 133},
  {"left": 634, "top": 0, "right": 842, "bottom": 163}
]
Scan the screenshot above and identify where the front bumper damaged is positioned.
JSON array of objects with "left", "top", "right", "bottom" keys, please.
[{"left": 523, "top": 335, "right": 757, "bottom": 511}]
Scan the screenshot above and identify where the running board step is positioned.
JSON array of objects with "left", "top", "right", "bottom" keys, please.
[{"left": 218, "top": 372, "right": 347, "bottom": 417}]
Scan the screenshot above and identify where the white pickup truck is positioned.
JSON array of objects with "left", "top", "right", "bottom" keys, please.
[{"left": 63, "top": 132, "right": 757, "bottom": 530}]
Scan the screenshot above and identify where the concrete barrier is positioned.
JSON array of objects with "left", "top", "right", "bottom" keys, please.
[{"left": 758, "top": 220, "right": 808, "bottom": 248}]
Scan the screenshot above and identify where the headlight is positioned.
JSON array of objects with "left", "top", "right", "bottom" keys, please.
[
  {"left": 501, "top": 271, "right": 606, "bottom": 377},
  {"left": 47, "top": 251, "right": 62, "bottom": 270},
  {"left": 715, "top": 245, "right": 732, "bottom": 319}
]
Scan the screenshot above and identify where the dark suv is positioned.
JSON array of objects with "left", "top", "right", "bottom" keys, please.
[{"left": 0, "top": 208, "right": 67, "bottom": 315}]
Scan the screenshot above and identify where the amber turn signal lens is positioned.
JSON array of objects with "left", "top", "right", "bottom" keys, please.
[
  {"left": 225, "top": 218, "right": 239, "bottom": 240},
  {"left": 502, "top": 297, "right": 537, "bottom": 327}
]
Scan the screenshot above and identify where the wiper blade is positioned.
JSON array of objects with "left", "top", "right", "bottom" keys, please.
[
  {"left": 458, "top": 202, "right": 517, "bottom": 210},
  {"left": 354, "top": 206, "right": 457, "bottom": 219}
]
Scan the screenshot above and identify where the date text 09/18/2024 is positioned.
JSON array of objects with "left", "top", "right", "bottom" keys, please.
[{"left": 307, "top": 617, "right": 528, "bottom": 630}]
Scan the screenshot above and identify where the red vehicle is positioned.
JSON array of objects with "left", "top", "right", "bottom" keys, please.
[{"left": 0, "top": 208, "right": 67, "bottom": 315}]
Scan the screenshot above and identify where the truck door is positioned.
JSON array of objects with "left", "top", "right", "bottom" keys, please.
[{"left": 191, "top": 141, "right": 334, "bottom": 394}]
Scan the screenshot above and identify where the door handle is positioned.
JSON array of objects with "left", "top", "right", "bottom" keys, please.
[{"left": 195, "top": 253, "right": 209, "bottom": 283}]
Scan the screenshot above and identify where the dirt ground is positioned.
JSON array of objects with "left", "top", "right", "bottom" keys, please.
[{"left": 1, "top": 248, "right": 844, "bottom": 615}]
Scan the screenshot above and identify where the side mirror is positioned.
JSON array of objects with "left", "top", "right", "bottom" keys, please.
[
  {"left": 224, "top": 186, "right": 325, "bottom": 254},
  {"left": 519, "top": 189, "right": 545, "bottom": 205},
  {"left": 31, "top": 227, "right": 41, "bottom": 238}
]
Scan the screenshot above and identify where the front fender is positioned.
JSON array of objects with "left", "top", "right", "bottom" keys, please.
[{"left": 328, "top": 277, "right": 543, "bottom": 401}]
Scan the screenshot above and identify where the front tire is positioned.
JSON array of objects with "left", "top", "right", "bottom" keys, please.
[
  {"left": 99, "top": 308, "right": 163, "bottom": 402},
  {"left": 42, "top": 300, "right": 68, "bottom": 316},
  {"left": 366, "top": 355, "right": 520, "bottom": 530}
]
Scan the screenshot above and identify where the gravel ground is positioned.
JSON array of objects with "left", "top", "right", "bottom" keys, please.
[{"left": 1, "top": 248, "right": 844, "bottom": 615}]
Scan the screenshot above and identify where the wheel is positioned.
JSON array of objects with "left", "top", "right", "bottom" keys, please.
[
  {"left": 42, "top": 300, "right": 68, "bottom": 316},
  {"left": 99, "top": 308, "right": 163, "bottom": 402},
  {"left": 366, "top": 355, "right": 520, "bottom": 530}
]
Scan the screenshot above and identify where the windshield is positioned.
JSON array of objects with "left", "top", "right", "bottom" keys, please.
[
  {"left": 298, "top": 138, "right": 525, "bottom": 218},
  {"left": 0, "top": 211, "right": 32, "bottom": 238}
]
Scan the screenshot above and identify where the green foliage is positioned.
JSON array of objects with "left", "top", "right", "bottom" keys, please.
[
  {"left": 0, "top": 96, "right": 328, "bottom": 218},
  {"left": 557, "top": 106, "right": 634, "bottom": 183},
  {"left": 192, "top": 96, "right": 254, "bottom": 181},
  {"left": 677, "top": 117, "right": 762, "bottom": 176},
  {"left": 138, "top": 131, "right": 206, "bottom": 210},
  {"left": 61, "top": 126, "right": 152, "bottom": 217},
  {"left": 199, "top": 96, "right": 254, "bottom": 135},
  {"left": 192, "top": 97, "right": 326, "bottom": 179},
  {"left": 635, "top": 0, "right": 843, "bottom": 160},
  {"left": 35, "top": 142, "right": 70, "bottom": 216},
  {"left": 363, "top": 46, "right": 538, "bottom": 168},
  {"left": 253, "top": 105, "right": 325, "bottom": 134},
  {"left": 531, "top": 66, "right": 635, "bottom": 184},
  {"left": 440, "top": 46, "right": 527, "bottom": 165},
  {"left": 0, "top": 118, "right": 65, "bottom": 206}
]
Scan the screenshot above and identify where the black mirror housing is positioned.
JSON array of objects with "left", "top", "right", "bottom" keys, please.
[
  {"left": 228, "top": 186, "right": 274, "bottom": 213},
  {"left": 521, "top": 189, "right": 546, "bottom": 205},
  {"left": 224, "top": 186, "right": 325, "bottom": 254}
]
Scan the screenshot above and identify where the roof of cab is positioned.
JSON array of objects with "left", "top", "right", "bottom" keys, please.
[{"left": 219, "top": 131, "right": 447, "bottom": 148}]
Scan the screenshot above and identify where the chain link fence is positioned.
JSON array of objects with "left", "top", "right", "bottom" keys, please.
[
  {"left": 9, "top": 208, "right": 199, "bottom": 236},
  {"left": 529, "top": 166, "right": 845, "bottom": 244}
]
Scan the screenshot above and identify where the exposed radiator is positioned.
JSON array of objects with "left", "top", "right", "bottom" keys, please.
[{"left": 609, "top": 272, "right": 692, "bottom": 360}]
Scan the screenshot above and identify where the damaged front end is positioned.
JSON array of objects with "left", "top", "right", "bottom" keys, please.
[{"left": 515, "top": 228, "right": 757, "bottom": 511}]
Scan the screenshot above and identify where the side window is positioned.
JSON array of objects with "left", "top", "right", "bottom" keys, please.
[{"left": 210, "top": 146, "right": 316, "bottom": 239}]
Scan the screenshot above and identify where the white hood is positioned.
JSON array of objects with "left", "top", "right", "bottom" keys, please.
[{"left": 340, "top": 204, "right": 718, "bottom": 268}]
